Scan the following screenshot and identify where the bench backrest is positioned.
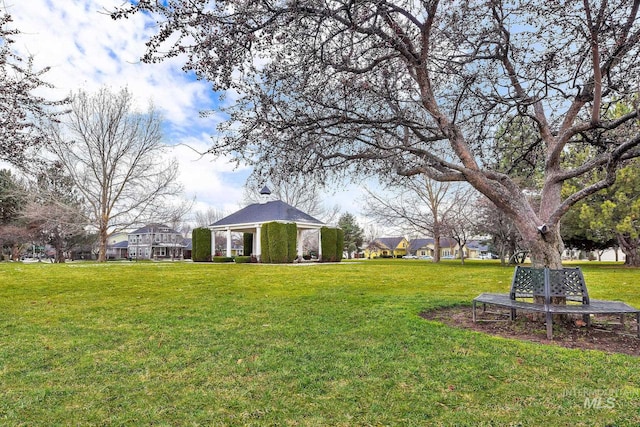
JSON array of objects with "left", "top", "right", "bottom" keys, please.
[{"left": 509, "top": 266, "right": 589, "bottom": 304}]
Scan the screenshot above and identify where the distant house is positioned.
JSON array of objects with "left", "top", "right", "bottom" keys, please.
[
  {"left": 128, "top": 224, "right": 186, "bottom": 260},
  {"left": 408, "top": 238, "right": 490, "bottom": 259},
  {"left": 364, "top": 237, "right": 409, "bottom": 258},
  {"left": 106, "top": 232, "right": 129, "bottom": 260}
]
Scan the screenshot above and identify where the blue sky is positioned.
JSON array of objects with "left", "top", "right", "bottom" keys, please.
[{"left": 5, "top": 0, "right": 367, "bottom": 224}]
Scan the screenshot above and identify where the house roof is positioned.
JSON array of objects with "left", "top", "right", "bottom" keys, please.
[
  {"left": 211, "top": 200, "right": 324, "bottom": 228},
  {"left": 130, "top": 223, "right": 180, "bottom": 234},
  {"left": 109, "top": 240, "right": 129, "bottom": 249},
  {"left": 374, "top": 237, "right": 406, "bottom": 250}
]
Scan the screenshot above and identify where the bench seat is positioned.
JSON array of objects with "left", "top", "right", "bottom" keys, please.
[{"left": 472, "top": 267, "right": 640, "bottom": 339}]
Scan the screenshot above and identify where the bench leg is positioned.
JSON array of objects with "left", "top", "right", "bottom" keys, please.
[
  {"left": 545, "top": 311, "right": 553, "bottom": 340},
  {"left": 472, "top": 301, "right": 477, "bottom": 323},
  {"left": 637, "top": 313, "right": 640, "bottom": 338},
  {"left": 510, "top": 308, "right": 516, "bottom": 321},
  {"left": 584, "top": 314, "right": 591, "bottom": 328},
  {"left": 620, "top": 314, "right": 625, "bottom": 326}
]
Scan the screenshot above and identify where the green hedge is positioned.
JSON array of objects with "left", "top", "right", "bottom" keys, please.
[
  {"left": 234, "top": 256, "right": 252, "bottom": 264},
  {"left": 261, "top": 223, "right": 271, "bottom": 263},
  {"left": 336, "top": 228, "right": 344, "bottom": 262},
  {"left": 268, "top": 222, "right": 289, "bottom": 263},
  {"left": 192, "top": 227, "right": 212, "bottom": 262},
  {"left": 260, "top": 222, "right": 297, "bottom": 264},
  {"left": 287, "top": 223, "right": 297, "bottom": 263},
  {"left": 320, "top": 227, "right": 343, "bottom": 262},
  {"left": 243, "top": 233, "right": 253, "bottom": 256},
  {"left": 212, "top": 256, "right": 234, "bottom": 263}
]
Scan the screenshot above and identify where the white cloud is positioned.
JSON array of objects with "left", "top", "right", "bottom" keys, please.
[
  {"left": 5, "top": 0, "right": 371, "bottom": 221},
  {"left": 6, "top": 0, "right": 246, "bottom": 212}
]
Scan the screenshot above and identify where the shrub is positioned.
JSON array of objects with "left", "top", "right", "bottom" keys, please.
[
  {"left": 259, "top": 221, "right": 298, "bottom": 263},
  {"left": 267, "top": 222, "right": 289, "bottom": 263},
  {"left": 234, "top": 256, "right": 252, "bottom": 264},
  {"left": 287, "top": 223, "right": 298, "bottom": 262},
  {"left": 192, "top": 227, "right": 212, "bottom": 262},
  {"left": 261, "top": 222, "right": 271, "bottom": 263},
  {"left": 212, "top": 256, "right": 234, "bottom": 263},
  {"left": 243, "top": 233, "right": 253, "bottom": 256},
  {"left": 336, "top": 227, "right": 344, "bottom": 262},
  {"left": 321, "top": 227, "right": 337, "bottom": 262}
]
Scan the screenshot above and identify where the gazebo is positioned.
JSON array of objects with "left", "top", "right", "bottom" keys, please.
[{"left": 209, "top": 188, "right": 326, "bottom": 261}]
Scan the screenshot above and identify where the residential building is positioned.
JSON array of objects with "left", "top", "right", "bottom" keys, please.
[
  {"left": 128, "top": 224, "right": 186, "bottom": 260},
  {"left": 106, "top": 232, "right": 129, "bottom": 260},
  {"left": 364, "top": 237, "right": 409, "bottom": 258}
]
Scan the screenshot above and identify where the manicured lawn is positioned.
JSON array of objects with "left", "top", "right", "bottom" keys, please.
[{"left": 1, "top": 259, "right": 638, "bottom": 425}]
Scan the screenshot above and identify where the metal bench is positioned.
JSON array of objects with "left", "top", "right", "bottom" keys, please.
[{"left": 472, "top": 266, "right": 640, "bottom": 339}]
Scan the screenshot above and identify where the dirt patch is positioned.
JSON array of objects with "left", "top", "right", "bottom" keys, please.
[{"left": 420, "top": 306, "right": 640, "bottom": 357}]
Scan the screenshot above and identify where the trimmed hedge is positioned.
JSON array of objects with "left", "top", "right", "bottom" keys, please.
[
  {"left": 260, "top": 221, "right": 298, "bottom": 263},
  {"left": 243, "top": 233, "right": 253, "bottom": 256},
  {"left": 336, "top": 228, "right": 345, "bottom": 262},
  {"left": 268, "top": 222, "right": 289, "bottom": 263},
  {"left": 320, "top": 227, "right": 343, "bottom": 262},
  {"left": 212, "top": 256, "right": 234, "bottom": 263},
  {"left": 234, "top": 256, "right": 252, "bottom": 264},
  {"left": 192, "top": 227, "right": 212, "bottom": 262},
  {"left": 260, "top": 223, "right": 271, "bottom": 263},
  {"left": 287, "top": 223, "right": 297, "bottom": 263}
]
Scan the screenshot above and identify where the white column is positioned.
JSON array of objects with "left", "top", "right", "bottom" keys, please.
[
  {"left": 226, "top": 228, "right": 232, "bottom": 257},
  {"left": 210, "top": 229, "right": 215, "bottom": 258},
  {"left": 255, "top": 225, "right": 262, "bottom": 261},
  {"left": 297, "top": 228, "right": 303, "bottom": 259},
  {"left": 317, "top": 228, "right": 322, "bottom": 260}
]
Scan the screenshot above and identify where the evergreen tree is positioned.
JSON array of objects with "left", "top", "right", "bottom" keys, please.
[{"left": 337, "top": 213, "right": 364, "bottom": 259}]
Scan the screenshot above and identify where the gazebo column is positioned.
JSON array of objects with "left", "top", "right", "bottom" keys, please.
[
  {"left": 297, "top": 228, "right": 303, "bottom": 260},
  {"left": 210, "top": 228, "right": 215, "bottom": 257},
  {"left": 226, "top": 228, "right": 232, "bottom": 257},
  {"left": 317, "top": 228, "right": 322, "bottom": 259},
  {"left": 255, "top": 224, "right": 262, "bottom": 261}
]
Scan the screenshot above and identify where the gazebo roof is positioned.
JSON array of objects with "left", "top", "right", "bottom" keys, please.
[{"left": 210, "top": 200, "right": 325, "bottom": 231}]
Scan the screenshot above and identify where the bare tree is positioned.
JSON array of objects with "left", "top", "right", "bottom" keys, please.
[
  {"left": 193, "top": 207, "right": 226, "bottom": 228},
  {"left": 21, "top": 162, "right": 86, "bottom": 263},
  {"left": 114, "top": 1, "right": 640, "bottom": 268},
  {"left": 441, "top": 188, "right": 478, "bottom": 265},
  {"left": 0, "top": 10, "right": 67, "bottom": 167},
  {"left": 474, "top": 197, "right": 523, "bottom": 266},
  {"left": 49, "top": 87, "right": 181, "bottom": 262},
  {"left": 363, "top": 176, "right": 463, "bottom": 262}
]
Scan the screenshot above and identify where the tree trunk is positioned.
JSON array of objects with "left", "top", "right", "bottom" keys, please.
[
  {"left": 98, "top": 224, "right": 108, "bottom": 262},
  {"left": 618, "top": 235, "right": 640, "bottom": 267},
  {"left": 433, "top": 226, "right": 441, "bottom": 263}
]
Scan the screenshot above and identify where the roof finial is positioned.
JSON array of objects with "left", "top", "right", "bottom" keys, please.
[{"left": 260, "top": 186, "right": 272, "bottom": 204}]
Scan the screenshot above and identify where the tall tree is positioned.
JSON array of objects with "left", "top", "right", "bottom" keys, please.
[
  {"left": 0, "top": 169, "right": 29, "bottom": 260},
  {"left": 337, "top": 212, "right": 364, "bottom": 259},
  {"left": 49, "top": 87, "right": 182, "bottom": 262},
  {"left": 115, "top": 1, "right": 640, "bottom": 268},
  {"left": 0, "top": 10, "right": 66, "bottom": 167},
  {"left": 579, "top": 159, "right": 640, "bottom": 266},
  {"left": 22, "top": 162, "right": 87, "bottom": 263},
  {"left": 474, "top": 197, "right": 522, "bottom": 266},
  {"left": 363, "top": 176, "right": 464, "bottom": 262}
]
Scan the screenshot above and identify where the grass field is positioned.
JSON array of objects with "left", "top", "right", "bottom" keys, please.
[{"left": 1, "top": 259, "right": 639, "bottom": 426}]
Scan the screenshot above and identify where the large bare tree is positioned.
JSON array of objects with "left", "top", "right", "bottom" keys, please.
[
  {"left": 49, "top": 87, "right": 181, "bottom": 262},
  {"left": 114, "top": 1, "right": 640, "bottom": 268},
  {"left": 363, "top": 176, "right": 460, "bottom": 262}
]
